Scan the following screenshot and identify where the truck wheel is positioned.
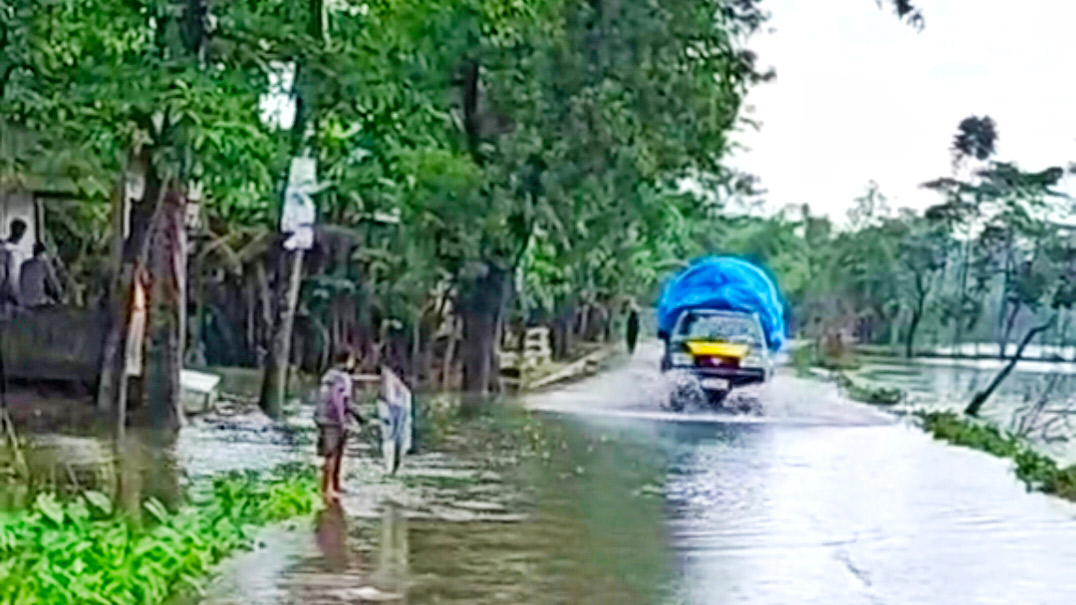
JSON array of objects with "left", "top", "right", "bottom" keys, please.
[
  {"left": 707, "top": 390, "right": 729, "bottom": 408},
  {"left": 669, "top": 379, "right": 703, "bottom": 412}
]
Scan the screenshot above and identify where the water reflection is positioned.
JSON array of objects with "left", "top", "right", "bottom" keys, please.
[
  {"left": 1, "top": 429, "right": 184, "bottom": 514},
  {"left": 199, "top": 414, "right": 681, "bottom": 605},
  {"left": 370, "top": 505, "right": 409, "bottom": 596},
  {"left": 314, "top": 502, "right": 349, "bottom": 571}
]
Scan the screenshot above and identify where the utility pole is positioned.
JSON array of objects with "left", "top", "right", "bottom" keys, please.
[{"left": 260, "top": 0, "right": 326, "bottom": 417}]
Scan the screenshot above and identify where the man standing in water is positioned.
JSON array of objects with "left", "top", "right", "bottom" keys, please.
[
  {"left": 315, "top": 350, "right": 364, "bottom": 502},
  {"left": 626, "top": 302, "right": 640, "bottom": 355}
]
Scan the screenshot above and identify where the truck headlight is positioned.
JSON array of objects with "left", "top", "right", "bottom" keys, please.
[
  {"left": 671, "top": 353, "right": 693, "bottom": 367},
  {"left": 742, "top": 353, "right": 766, "bottom": 369}
]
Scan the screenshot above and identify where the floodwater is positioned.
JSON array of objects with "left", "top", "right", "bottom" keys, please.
[
  {"left": 197, "top": 344, "right": 1076, "bottom": 604},
  {"left": 7, "top": 344, "right": 1076, "bottom": 604},
  {"left": 857, "top": 355, "right": 1076, "bottom": 461}
]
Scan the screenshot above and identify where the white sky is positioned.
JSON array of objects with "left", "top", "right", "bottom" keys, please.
[{"left": 732, "top": 0, "right": 1076, "bottom": 221}]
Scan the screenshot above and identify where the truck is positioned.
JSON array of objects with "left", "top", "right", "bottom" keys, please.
[{"left": 656, "top": 257, "right": 786, "bottom": 411}]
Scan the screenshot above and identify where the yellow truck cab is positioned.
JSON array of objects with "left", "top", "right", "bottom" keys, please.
[{"left": 661, "top": 309, "right": 774, "bottom": 410}]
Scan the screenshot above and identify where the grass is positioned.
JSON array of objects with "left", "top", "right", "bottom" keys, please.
[
  {"left": 0, "top": 463, "right": 320, "bottom": 605},
  {"left": 918, "top": 411, "right": 1076, "bottom": 502}
]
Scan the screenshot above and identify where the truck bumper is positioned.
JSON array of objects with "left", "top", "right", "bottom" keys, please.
[{"left": 664, "top": 366, "right": 768, "bottom": 390}]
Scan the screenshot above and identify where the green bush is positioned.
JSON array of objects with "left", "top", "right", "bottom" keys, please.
[
  {"left": 0, "top": 464, "right": 319, "bottom": 604},
  {"left": 919, "top": 411, "right": 1020, "bottom": 457}
]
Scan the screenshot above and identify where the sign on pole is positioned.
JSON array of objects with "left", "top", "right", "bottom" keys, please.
[
  {"left": 281, "top": 157, "right": 317, "bottom": 251},
  {"left": 378, "top": 367, "right": 413, "bottom": 474}
]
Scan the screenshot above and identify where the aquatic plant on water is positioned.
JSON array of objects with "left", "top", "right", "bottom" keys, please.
[{"left": 0, "top": 463, "right": 319, "bottom": 604}]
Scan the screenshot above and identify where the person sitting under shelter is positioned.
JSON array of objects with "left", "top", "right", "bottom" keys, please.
[
  {"left": 0, "top": 219, "right": 28, "bottom": 308},
  {"left": 19, "top": 243, "right": 61, "bottom": 308}
]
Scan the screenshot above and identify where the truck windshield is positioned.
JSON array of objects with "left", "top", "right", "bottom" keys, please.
[{"left": 675, "top": 312, "right": 763, "bottom": 347}]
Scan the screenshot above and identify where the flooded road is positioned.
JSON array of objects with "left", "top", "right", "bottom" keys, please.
[{"left": 193, "top": 343, "right": 1076, "bottom": 604}]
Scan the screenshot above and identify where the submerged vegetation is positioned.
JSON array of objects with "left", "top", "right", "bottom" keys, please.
[
  {"left": 0, "top": 464, "right": 319, "bottom": 604},
  {"left": 836, "top": 373, "right": 904, "bottom": 406},
  {"left": 919, "top": 412, "right": 1076, "bottom": 502}
]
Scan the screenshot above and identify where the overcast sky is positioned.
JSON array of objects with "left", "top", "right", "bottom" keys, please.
[{"left": 732, "top": 0, "right": 1076, "bottom": 221}]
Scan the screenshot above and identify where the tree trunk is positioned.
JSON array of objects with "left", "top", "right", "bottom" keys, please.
[
  {"left": 97, "top": 156, "right": 164, "bottom": 414},
  {"left": 552, "top": 308, "right": 574, "bottom": 360},
  {"left": 577, "top": 303, "right": 589, "bottom": 341},
  {"left": 442, "top": 317, "right": 458, "bottom": 390},
  {"left": 954, "top": 241, "right": 970, "bottom": 353},
  {"left": 904, "top": 309, "right": 922, "bottom": 358},
  {"left": 461, "top": 310, "right": 496, "bottom": 396},
  {"left": 966, "top": 317, "right": 1056, "bottom": 416},
  {"left": 1001, "top": 302, "right": 1021, "bottom": 359},
  {"left": 188, "top": 233, "right": 206, "bottom": 366},
  {"left": 254, "top": 262, "right": 272, "bottom": 361},
  {"left": 143, "top": 189, "right": 187, "bottom": 431},
  {"left": 996, "top": 236, "right": 1013, "bottom": 359},
  {"left": 410, "top": 315, "right": 421, "bottom": 387},
  {"left": 490, "top": 314, "right": 504, "bottom": 394},
  {"left": 260, "top": 248, "right": 303, "bottom": 418},
  {"left": 459, "top": 263, "right": 509, "bottom": 398}
]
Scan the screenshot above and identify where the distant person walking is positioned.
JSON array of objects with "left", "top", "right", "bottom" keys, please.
[
  {"left": 626, "top": 303, "right": 640, "bottom": 355},
  {"left": 0, "top": 219, "right": 28, "bottom": 309},
  {"left": 19, "top": 243, "right": 61, "bottom": 308},
  {"left": 314, "top": 350, "right": 364, "bottom": 502}
]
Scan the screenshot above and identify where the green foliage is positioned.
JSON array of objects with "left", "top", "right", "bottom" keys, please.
[
  {"left": 919, "top": 411, "right": 1021, "bottom": 458},
  {"left": 0, "top": 464, "right": 319, "bottom": 605}
]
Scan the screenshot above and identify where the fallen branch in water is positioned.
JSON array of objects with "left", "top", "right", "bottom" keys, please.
[{"left": 966, "top": 316, "right": 1056, "bottom": 416}]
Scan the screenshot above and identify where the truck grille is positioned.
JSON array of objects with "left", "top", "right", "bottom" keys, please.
[{"left": 696, "top": 355, "right": 740, "bottom": 369}]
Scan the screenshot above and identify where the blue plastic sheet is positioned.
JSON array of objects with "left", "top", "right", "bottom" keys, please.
[{"left": 657, "top": 256, "right": 787, "bottom": 351}]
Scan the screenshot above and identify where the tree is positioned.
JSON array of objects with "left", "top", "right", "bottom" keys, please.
[
  {"left": 6, "top": 0, "right": 313, "bottom": 428},
  {"left": 387, "top": 0, "right": 768, "bottom": 397},
  {"left": 966, "top": 230, "right": 1076, "bottom": 415},
  {"left": 951, "top": 116, "right": 998, "bottom": 168},
  {"left": 893, "top": 214, "right": 948, "bottom": 357}
]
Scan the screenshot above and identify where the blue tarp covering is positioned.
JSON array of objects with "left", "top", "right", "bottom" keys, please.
[{"left": 657, "top": 256, "right": 787, "bottom": 351}]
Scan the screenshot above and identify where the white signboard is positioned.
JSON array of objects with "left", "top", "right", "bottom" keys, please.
[
  {"left": 281, "top": 157, "right": 317, "bottom": 251},
  {"left": 377, "top": 367, "right": 413, "bottom": 474}
]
